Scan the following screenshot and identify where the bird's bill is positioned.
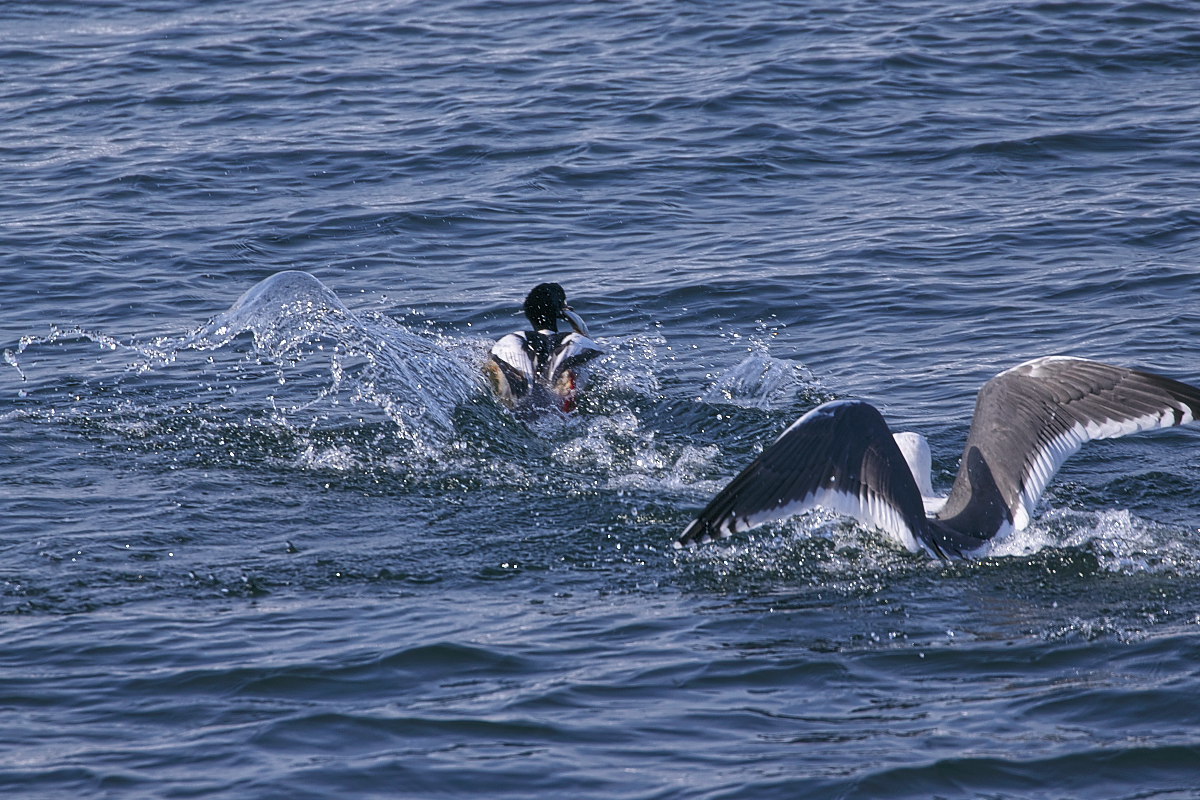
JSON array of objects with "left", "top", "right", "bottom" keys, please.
[{"left": 561, "top": 307, "right": 590, "bottom": 337}]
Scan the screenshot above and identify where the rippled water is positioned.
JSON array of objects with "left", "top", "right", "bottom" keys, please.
[{"left": 4, "top": 1, "right": 1200, "bottom": 797}]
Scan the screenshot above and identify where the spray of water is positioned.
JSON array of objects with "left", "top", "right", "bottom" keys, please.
[{"left": 181, "top": 271, "right": 480, "bottom": 446}]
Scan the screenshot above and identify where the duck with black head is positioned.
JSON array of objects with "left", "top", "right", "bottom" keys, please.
[{"left": 485, "top": 283, "right": 603, "bottom": 412}]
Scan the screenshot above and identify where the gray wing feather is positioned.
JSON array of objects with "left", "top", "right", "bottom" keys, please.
[{"left": 937, "top": 356, "right": 1200, "bottom": 538}]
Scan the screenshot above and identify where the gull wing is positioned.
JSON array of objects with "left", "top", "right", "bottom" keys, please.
[
  {"left": 676, "top": 400, "right": 933, "bottom": 553},
  {"left": 937, "top": 356, "right": 1200, "bottom": 540}
]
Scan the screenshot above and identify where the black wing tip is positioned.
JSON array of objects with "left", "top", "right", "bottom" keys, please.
[
  {"left": 922, "top": 534, "right": 953, "bottom": 561},
  {"left": 675, "top": 516, "right": 726, "bottom": 548},
  {"left": 920, "top": 521, "right": 994, "bottom": 561}
]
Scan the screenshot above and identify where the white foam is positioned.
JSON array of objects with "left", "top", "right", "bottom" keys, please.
[{"left": 982, "top": 506, "right": 1200, "bottom": 573}]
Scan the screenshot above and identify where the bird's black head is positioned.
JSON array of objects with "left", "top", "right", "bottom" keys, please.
[{"left": 523, "top": 282, "right": 570, "bottom": 331}]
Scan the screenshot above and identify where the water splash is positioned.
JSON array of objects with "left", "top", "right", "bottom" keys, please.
[
  {"left": 3, "top": 325, "right": 144, "bottom": 383},
  {"left": 674, "top": 503, "right": 1200, "bottom": 585},
  {"left": 699, "top": 345, "right": 817, "bottom": 410},
  {"left": 673, "top": 510, "right": 934, "bottom": 597},
  {"left": 9, "top": 273, "right": 1196, "bottom": 579},
  {"left": 546, "top": 406, "right": 723, "bottom": 495},
  {"left": 988, "top": 507, "right": 1200, "bottom": 574},
  {"left": 1, "top": 271, "right": 486, "bottom": 463},
  {"left": 589, "top": 333, "right": 665, "bottom": 400},
  {"left": 179, "top": 271, "right": 480, "bottom": 446}
]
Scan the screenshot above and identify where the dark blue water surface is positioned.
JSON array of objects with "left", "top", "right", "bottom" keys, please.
[{"left": 4, "top": 1, "right": 1200, "bottom": 797}]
